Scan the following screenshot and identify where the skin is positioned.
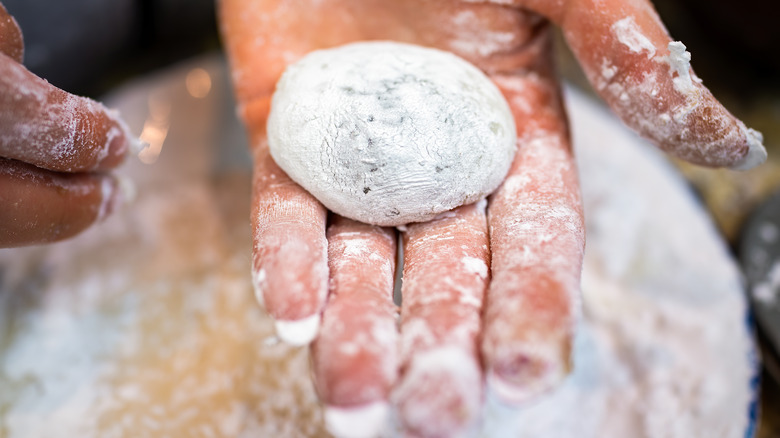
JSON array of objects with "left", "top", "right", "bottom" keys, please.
[
  {"left": 0, "top": 2, "right": 130, "bottom": 247},
  {"left": 0, "top": 0, "right": 760, "bottom": 435},
  {"left": 394, "top": 201, "right": 491, "bottom": 436},
  {"left": 219, "top": 0, "right": 762, "bottom": 435},
  {"left": 311, "top": 217, "right": 398, "bottom": 408}
]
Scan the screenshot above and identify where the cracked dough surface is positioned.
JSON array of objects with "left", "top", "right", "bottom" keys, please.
[{"left": 267, "top": 41, "right": 516, "bottom": 226}]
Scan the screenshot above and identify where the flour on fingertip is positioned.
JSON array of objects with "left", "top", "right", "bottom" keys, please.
[
  {"left": 274, "top": 314, "right": 321, "bottom": 346},
  {"left": 324, "top": 402, "right": 389, "bottom": 438},
  {"left": 730, "top": 126, "right": 767, "bottom": 171}
]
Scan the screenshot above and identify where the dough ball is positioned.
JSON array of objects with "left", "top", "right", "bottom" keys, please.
[{"left": 267, "top": 41, "right": 517, "bottom": 226}]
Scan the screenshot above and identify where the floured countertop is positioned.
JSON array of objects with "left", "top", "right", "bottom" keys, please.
[{"left": 0, "top": 56, "right": 758, "bottom": 437}]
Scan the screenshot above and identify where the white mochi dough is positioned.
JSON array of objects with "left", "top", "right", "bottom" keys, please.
[{"left": 267, "top": 41, "right": 517, "bottom": 226}]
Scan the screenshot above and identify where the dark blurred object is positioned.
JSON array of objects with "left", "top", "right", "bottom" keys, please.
[
  {"left": 653, "top": 0, "right": 780, "bottom": 95},
  {"left": 758, "top": 347, "right": 780, "bottom": 437},
  {"left": 741, "top": 189, "right": 780, "bottom": 368},
  {"left": 758, "top": 367, "right": 780, "bottom": 438},
  {"left": 3, "top": 0, "right": 217, "bottom": 97},
  {"left": 741, "top": 189, "right": 780, "bottom": 437}
]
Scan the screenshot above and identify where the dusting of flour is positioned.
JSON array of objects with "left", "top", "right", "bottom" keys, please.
[{"left": 612, "top": 17, "right": 656, "bottom": 58}]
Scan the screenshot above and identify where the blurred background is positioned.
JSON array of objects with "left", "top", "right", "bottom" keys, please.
[{"left": 3, "top": 0, "right": 779, "bottom": 435}]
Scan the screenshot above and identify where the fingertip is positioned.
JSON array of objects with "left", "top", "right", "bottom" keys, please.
[
  {"left": 394, "top": 347, "right": 483, "bottom": 437},
  {"left": 90, "top": 107, "right": 137, "bottom": 172},
  {"left": 484, "top": 347, "right": 570, "bottom": 405},
  {"left": 96, "top": 175, "right": 119, "bottom": 222},
  {"left": 95, "top": 173, "right": 134, "bottom": 223},
  {"left": 730, "top": 126, "right": 768, "bottom": 171},
  {"left": 105, "top": 107, "right": 146, "bottom": 158},
  {"left": 324, "top": 402, "right": 390, "bottom": 438},
  {"left": 274, "top": 313, "right": 321, "bottom": 346},
  {"left": 485, "top": 367, "right": 563, "bottom": 406}
]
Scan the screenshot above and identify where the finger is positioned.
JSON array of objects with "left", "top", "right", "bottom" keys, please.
[
  {"left": 0, "top": 158, "right": 121, "bottom": 247},
  {"left": 0, "top": 53, "right": 133, "bottom": 173},
  {"left": 250, "top": 136, "right": 329, "bottom": 346},
  {"left": 311, "top": 216, "right": 398, "bottom": 438},
  {"left": 515, "top": 0, "right": 765, "bottom": 169},
  {"left": 394, "top": 202, "right": 490, "bottom": 437},
  {"left": 0, "top": 2, "right": 23, "bottom": 62},
  {"left": 482, "top": 64, "right": 585, "bottom": 402},
  {"left": 221, "top": 1, "right": 331, "bottom": 346}
]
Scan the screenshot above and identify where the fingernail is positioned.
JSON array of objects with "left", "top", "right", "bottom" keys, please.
[
  {"left": 108, "top": 126, "right": 130, "bottom": 157},
  {"left": 274, "top": 313, "right": 321, "bottom": 346},
  {"left": 485, "top": 355, "right": 568, "bottom": 405},
  {"left": 116, "top": 174, "right": 136, "bottom": 203},
  {"left": 96, "top": 177, "right": 119, "bottom": 222},
  {"left": 96, "top": 174, "right": 135, "bottom": 222},
  {"left": 324, "top": 401, "right": 389, "bottom": 438},
  {"left": 106, "top": 108, "right": 147, "bottom": 158},
  {"left": 251, "top": 267, "right": 268, "bottom": 307}
]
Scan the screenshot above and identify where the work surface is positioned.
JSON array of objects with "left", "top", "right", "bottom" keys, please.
[{"left": 0, "top": 57, "right": 757, "bottom": 437}]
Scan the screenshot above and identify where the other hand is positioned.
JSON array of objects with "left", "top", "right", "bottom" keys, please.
[{"left": 0, "top": 2, "right": 133, "bottom": 248}]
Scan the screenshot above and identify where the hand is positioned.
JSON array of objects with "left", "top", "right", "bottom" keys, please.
[
  {"left": 219, "top": 1, "right": 765, "bottom": 436},
  {"left": 0, "top": 2, "right": 133, "bottom": 248}
]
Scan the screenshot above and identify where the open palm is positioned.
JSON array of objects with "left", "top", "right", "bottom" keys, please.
[{"left": 219, "top": 1, "right": 764, "bottom": 436}]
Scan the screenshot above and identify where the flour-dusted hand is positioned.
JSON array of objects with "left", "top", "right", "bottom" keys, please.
[
  {"left": 219, "top": 0, "right": 765, "bottom": 436},
  {"left": 0, "top": 2, "right": 135, "bottom": 247}
]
